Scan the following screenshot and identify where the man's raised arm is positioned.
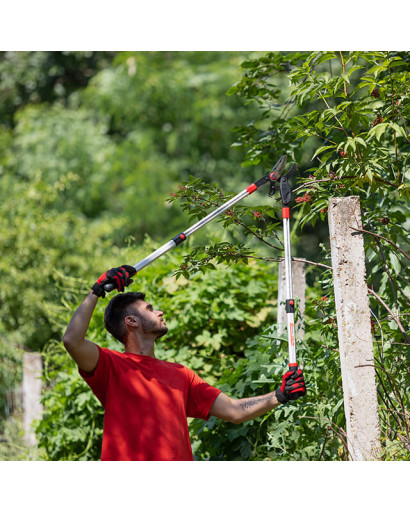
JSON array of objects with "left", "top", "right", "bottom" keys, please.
[
  {"left": 63, "top": 291, "right": 100, "bottom": 373},
  {"left": 63, "top": 265, "right": 136, "bottom": 372}
]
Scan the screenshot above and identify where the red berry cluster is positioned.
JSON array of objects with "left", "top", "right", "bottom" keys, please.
[
  {"left": 295, "top": 193, "right": 311, "bottom": 204},
  {"left": 371, "top": 88, "right": 380, "bottom": 98},
  {"left": 372, "top": 115, "right": 383, "bottom": 126},
  {"left": 339, "top": 150, "right": 347, "bottom": 158},
  {"left": 379, "top": 217, "right": 390, "bottom": 225},
  {"left": 253, "top": 211, "right": 262, "bottom": 218}
]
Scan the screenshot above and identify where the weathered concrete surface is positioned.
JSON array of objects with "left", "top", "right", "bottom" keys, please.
[
  {"left": 23, "top": 352, "right": 43, "bottom": 447},
  {"left": 278, "top": 260, "right": 306, "bottom": 339},
  {"left": 328, "top": 196, "right": 381, "bottom": 460}
]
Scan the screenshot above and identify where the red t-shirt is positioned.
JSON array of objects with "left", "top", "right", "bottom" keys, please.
[{"left": 79, "top": 346, "right": 221, "bottom": 461}]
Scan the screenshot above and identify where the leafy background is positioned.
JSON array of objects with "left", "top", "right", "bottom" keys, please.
[{"left": 0, "top": 51, "right": 408, "bottom": 460}]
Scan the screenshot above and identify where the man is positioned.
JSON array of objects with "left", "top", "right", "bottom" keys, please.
[{"left": 63, "top": 265, "right": 306, "bottom": 461}]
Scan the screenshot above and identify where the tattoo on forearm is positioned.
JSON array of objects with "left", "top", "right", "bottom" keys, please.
[{"left": 240, "top": 396, "right": 270, "bottom": 411}]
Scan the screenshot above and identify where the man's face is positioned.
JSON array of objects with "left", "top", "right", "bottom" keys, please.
[{"left": 133, "top": 300, "right": 168, "bottom": 339}]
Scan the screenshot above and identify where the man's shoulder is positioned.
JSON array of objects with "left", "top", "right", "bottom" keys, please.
[
  {"left": 94, "top": 346, "right": 131, "bottom": 366},
  {"left": 156, "top": 357, "right": 186, "bottom": 371},
  {"left": 98, "top": 346, "right": 123, "bottom": 358}
]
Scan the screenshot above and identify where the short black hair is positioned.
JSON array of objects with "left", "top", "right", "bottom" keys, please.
[{"left": 104, "top": 292, "right": 146, "bottom": 343}]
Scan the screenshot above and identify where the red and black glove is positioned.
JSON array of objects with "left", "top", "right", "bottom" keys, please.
[
  {"left": 275, "top": 368, "right": 306, "bottom": 404},
  {"left": 91, "top": 265, "right": 136, "bottom": 298}
]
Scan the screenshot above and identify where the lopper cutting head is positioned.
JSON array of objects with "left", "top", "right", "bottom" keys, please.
[
  {"left": 268, "top": 155, "right": 288, "bottom": 181},
  {"left": 266, "top": 156, "right": 297, "bottom": 202},
  {"left": 268, "top": 155, "right": 297, "bottom": 182}
]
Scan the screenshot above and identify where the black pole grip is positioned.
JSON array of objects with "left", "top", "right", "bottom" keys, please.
[
  {"left": 103, "top": 282, "right": 116, "bottom": 292},
  {"left": 280, "top": 177, "right": 292, "bottom": 205}
]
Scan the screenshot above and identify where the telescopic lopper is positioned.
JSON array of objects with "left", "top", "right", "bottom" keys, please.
[{"left": 104, "top": 154, "right": 299, "bottom": 370}]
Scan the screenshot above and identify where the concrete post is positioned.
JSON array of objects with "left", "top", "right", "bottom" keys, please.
[
  {"left": 278, "top": 259, "right": 306, "bottom": 340},
  {"left": 22, "top": 352, "right": 43, "bottom": 447},
  {"left": 328, "top": 196, "right": 381, "bottom": 460}
]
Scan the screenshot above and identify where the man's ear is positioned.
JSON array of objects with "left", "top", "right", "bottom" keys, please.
[{"left": 125, "top": 315, "right": 139, "bottom": 328}]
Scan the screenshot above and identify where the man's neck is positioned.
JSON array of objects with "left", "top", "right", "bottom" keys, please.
[{"left": 124, "top": 337, "right": 156, "bottom": 358}]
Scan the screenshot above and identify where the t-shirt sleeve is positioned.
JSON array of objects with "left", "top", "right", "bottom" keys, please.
[
  {"left": 78, "top": 345, "right": 112, "bottom": 407},
  {"left": 185, "top": 367, "right": 221, "bottom": 420}
]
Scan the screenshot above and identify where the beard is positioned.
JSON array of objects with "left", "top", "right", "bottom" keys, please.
[{"left": 140, "top": 317, "right": 168, "bottom": 340}]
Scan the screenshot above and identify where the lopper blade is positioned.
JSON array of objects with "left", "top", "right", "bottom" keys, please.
[{"left": 268, "top": 155, "right": 287, "bottom": 180}]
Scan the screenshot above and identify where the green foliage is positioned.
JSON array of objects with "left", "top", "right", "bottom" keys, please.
[
  {"left": 83, "top": 52, "right": 254, "bottom": 167},
  {"left": 11, "top": 104, "right": 116, "bottom": 218},
  {"left": 0, "top": 51, "right": 116, "bottom": 127},
  {"left": 159, "top": 261, "right": 277, "bottom": 376},
  {"left": 2, "top": 51, "right": 408, "bottom": 461},
  {"left": 202, "top": 50, "right": 408, "bottom": 460},
  {"left": 191, "top": 322, "right": 346, "bottom": 461},
  {"left": 0, "top": 414, "right": 41, "bottom": 460},
  {"left": 166, "top": 174, "right": 285, "bottom": 270},
  {"left": 37, "top": 358, "right": 104, "bottom": 461},
  {"left": 0, "top": 337, "right": 22, "bottom": 421}
]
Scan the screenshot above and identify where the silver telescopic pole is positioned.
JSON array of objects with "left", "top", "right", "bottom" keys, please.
[
  {"left": 134, "top": 188, "right": 250, "bottom": 273},
  {"left": 279, "top": 168, "right": 298, "bottom": 372},
  {"left": 282, "top": 212, "right": 297, "bottom": 368},
  {"left": 103, "top": 155, "right": 288, "bottom": 293},
  {"left": 103, "top": 184, "right": 259, "bottom": 292}
]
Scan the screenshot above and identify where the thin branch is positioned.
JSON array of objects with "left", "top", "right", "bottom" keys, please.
[
  {"left": 372, "top": 233, "right": 399, "bottom": 314},
  {"left": 302, "top": 415, "right": 351, "bottom": 460},
  {"left": 319, "top": 425, "right": 331, "bottom": 460},
  {"left": 350, "top": 226, "right": 410, "bottom": 262},
  {"left": 397, "top": 109, "right": 410, "bottom": 137},
  {"left": 293, "top": 174, "right": 400, "bottom": 195},
  {"left": 292, "top": 257, "right": 332, "bottom": 270},
  {"left": 234, "top": 217, "right": 283, "bottom": 250},
  {"left": 196, "top": 194, "right": 284, "bottom": 251},
  {"left": 367, "top": 288, "right": 410, "bottom": 344},
  {"left": 358, "top": 361, "right": 410, "bottom": 438},
  {"left": 339, "top": 51, "right": 348, "bottom": 99}
]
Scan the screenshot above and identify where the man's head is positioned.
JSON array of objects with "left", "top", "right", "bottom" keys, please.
[{"left": 104, "top": 292, "right": 168, "bottom": 344}]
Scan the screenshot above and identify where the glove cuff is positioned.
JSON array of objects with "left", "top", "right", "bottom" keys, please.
[
  {"left": 275, "top": 388, "right": 288, "bottom": 405},
  {"left": 91, "top": 282, "right": 105, "bottom": 298}
]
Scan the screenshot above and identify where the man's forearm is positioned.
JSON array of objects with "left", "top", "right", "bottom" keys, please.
[
  {"left": 234, "top": 391, "right": 280, "bottom": 423},
  {"left": 63, "top": 291, "right": 98, "bottom": 347}
]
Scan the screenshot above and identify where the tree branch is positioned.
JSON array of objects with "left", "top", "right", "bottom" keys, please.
[
  {"left": 367, "top": 288, "right": 410, "bottom": 344},
  {"left": 349, "top": 226, "right": 410, "bottom": 262}
]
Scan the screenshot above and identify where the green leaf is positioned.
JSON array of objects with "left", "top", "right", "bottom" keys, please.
[
  {"left": 345, "top": 138, "right": 356, "bottom": 152},
  {"left": 311, "top": 145, "right": 335, "bottom": 161},
  {"left": 316, "top": 52, "right": 337, "bottom": 65},
  {"left": 368, "top": 122, "right": 388, "bottom": 141},
  {"left": 389, "top": 122, "right": 407, "bottom": 138},
  {"left": 366, "top": 169, "right": 374, "bottom": 184},
  {"left": 354, "top": 137, "right": 367, "bottom": 148},
  {"left": 390, "top": 253, "right": 401, "bottom": 274}
]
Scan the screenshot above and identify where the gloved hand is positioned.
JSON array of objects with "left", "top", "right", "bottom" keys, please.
[
  {"left": 275, "top": 368, "right": 306, "bottom": 404},
  {"left": 91, "top": 265, "right": 136, "bottom": 298}
]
